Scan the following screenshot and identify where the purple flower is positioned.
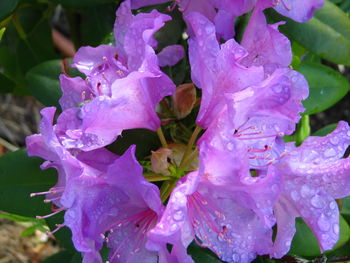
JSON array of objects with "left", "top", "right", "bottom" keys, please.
[
  {"left": 131, "top": 0, "right": 255, "bottom": 39},
  {"left": 271, "top": 121, "right": 350, "bottom": 257},
  {"left": 26, "top": 107, "right": 117, "bottom": 208},
  {"left": 263, "top": 0, "right": 325, "bottom": 22},
  {"left": 148, "top": 137, "right": 282, "bottom": 263},
  {"left": 186, "top": 12, "right": 308, "bottom": 160},
  {"left": 61, "top": 145, "right": 188, "bottom": 263},
  {"left": 240, "top": 5, "right": 292, "bottom": 72},
  {"left": 58, "top": 0, "right": 177, "bottom": 151}
]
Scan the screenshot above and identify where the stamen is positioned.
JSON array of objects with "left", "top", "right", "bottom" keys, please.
[
  {"left": 30, "top": 187, "right": 64, "bottom": 197},
  {"left": 36, "top": 207, "right": 65, "bottom": 219},
  {"left": 46, "top": 223, "right": 65, "bottom": 236},
  {"left": 280, "top": 0, "right": 291, "bottom": 11},
  {"left": 44, "top": 196, "right": 61, "bottom": 203},
  {"left": 178, "top": 0, "right": 191, "bottom": 12}
]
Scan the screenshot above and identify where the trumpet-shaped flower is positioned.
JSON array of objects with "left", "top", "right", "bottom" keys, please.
[
  {"left": 149, "top": 138, "right": 282, "bottom": 263},
  {"left": 271, "top": 121, "right": 350, "bottom": 257},
  {"left": 58, "top": 0, "right": 176, "bottom": 151}
]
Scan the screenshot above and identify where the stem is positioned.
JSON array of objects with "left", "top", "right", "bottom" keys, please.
[
  {"left": 0, "top": 137, "right": 18, "bottom": 152},
  {"left": 179, "top": 125, "right": 201, "bottom": 171},
  {"left": 178, "top": 150, "right": 197, "bottom": 172},
  {"left": 160, "top": 179, "right": 178, "bottom": 202},
  {"left": 146, "top": 175, "right": 172, "bottom": 182},
  {"left": 157, "top": 127, "right": 168, "bottom": 148},
  {"left": 12, "top": 14, "right": 26, "bottom": 40}
]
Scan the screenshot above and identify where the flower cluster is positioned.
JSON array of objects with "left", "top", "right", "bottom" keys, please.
[{"left": 26, "top": 0, "right": 350, "bottom": 262}]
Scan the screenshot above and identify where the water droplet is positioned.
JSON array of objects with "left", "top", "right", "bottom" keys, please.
[
  {"left": 205, "top": 26, "right": 214, "bottom": 34},
  {"left": 347, "top": 130, "right": 350, "bottom": 137},
  {"left": 311, "top": 194, "right": 325, "bottom": 208},
  {"left": 272, "top": 84, "right": 283, "bottom": 93},
  {"left": 318, "top": 214, "right": 330, "bottom": 231},
  {"left": 173, "top": 210, "right": 184, "bottom": 221},
  {"left": 300, "top": 185, "right": 311, "bottom": 198},
  {"left": 226, "top": 142, "right": 234, "bottom": 151},
  {"left": 330, "top": 136, "right": 339, "bottom": 145},
  {"left": 329, "top": 202, "right": 336, "bottom": 210},
  {"left": 324, "top": 148, "right": 336, "bottom": 158},
  {"left": 285, "top": 240, "right": 291, "bottom": 246},
  {"left": 170, "top": 223, "right": 178, "bottom": 232},
  {"left": 291, "top": 190, "right": 300, "bottom": 201},
  {"left": 333, "top": 224, "right": 339, "bottom": 234},
  {"left": 271, "top": 184, "right": 279, "bottom": 192},
  {"left": 232, "top": 253, "right": 240, "bottom": 262}
]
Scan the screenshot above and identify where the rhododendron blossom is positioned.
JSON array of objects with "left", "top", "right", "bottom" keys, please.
[{"left": 24, "top": 0, "right": 350, "bottom": 262}]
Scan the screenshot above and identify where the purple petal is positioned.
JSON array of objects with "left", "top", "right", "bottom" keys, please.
[
  {"left": 157, "top": 45, "right": 185, "bottom": 67},
  {"left": 59, "top": 75, "right": 93, "bottom": 111},
  {"left": 114, "top": 0, "right": 171, "bottom": 70},
  {"left": 281, "top": 121, "right": 350, "bottom": 198},
  {"left": 241, "top": 9, "right": 292, "bottom": 70},
  {"left": 274, "top": 0, "right": 325, "bottom": 22}
]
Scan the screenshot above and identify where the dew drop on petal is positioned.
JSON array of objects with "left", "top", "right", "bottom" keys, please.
[
  {"left": 318, "top": 214, "right": 330, "bottom": 231},
  {"left": 173, "top": 210, "right": 184, "bottom": 221},
  {"left": 330, "top": 136, "right": 339, "bottom": 145},
  {"left": 232, "top": 253, "right": 240, "bottom": 262},
  {"left": 291, "top": 190, "right": 300, "bottom": 201},
  {"left": 311, "top": 194, "right": 325, "bottom": 209},
  {"left": 333, "top": 224, "right": 339, "bottom": 234},
  {"left": 300, "top": 185, "right": 311, "bottom": 198},
  {"left": 329, "top": 202, "right": 336, "bottom": 210},
  {"left": 324, "top": 148, "right": 336, "bottom": 158}
]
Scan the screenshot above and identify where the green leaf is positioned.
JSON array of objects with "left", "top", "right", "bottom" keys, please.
[
  {"left": 312, "top": 123, "right": 338, "bottom": 137},
  {"left": 267, "top": 3, "right": 350, "bottom": 65},
  {"left": 299, "top": 62, "right": 350, "bottom": 115},
  {"left": 0, "top": 4, "right": 58, "bottom": 94},
  {"left": 295, "top": 115, "right": 310, "bottom": 146},
  {"left": 0, "top": 149, "right": 56, "bottom": 217},
  {"left": 43, "top": 250, "right": 75, "bottom": 263},
  {"left": 26, "top": 59, "right": 62, "bottom": 109},
  {"left": 289, "top": 216, "right": 350, "bottom": 257},
  {"left": 188, "top": 243, "right": 223, "bottom": 263},
  {"left": 0, "top": 27, "right": 6, "bottom": 42},
  {"left": 47, "top": 0, "right": 117, "bottom": 8},
  {"left": 0, "top": 0, "right": 19, "bottom": 21},
  {"left": 314, "top": 1, "right": 350, "bottom": 42},
  {"left": 108, "top": 129, "right": 160, "bottom": 160},
  {"left": 0, "top": 72, "right": 15, "bottom": 93},
  {"left": 79, "top": 4, "right": 117, "bottom": 46}
]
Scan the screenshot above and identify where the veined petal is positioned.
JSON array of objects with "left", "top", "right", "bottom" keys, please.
[
  {"left": 241, "top": 8, "right": 291, "bottom": 70},
  {"left": 274, "top": 0, "right": 325, "bottom": 23},
  {"left": 59, "top": 75, "right": 94, "bottom": 111},
  {"left": 157, "top": 45, "right": 185, "bottom": 67}
]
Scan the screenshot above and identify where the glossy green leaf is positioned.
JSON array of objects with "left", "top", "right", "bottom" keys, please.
[
  {"left": 109, "top": 129, "right": 161, "bottom": 160},
  {"left": 313, "top": 123, "right": 338, "bottom": 137},
  {"left": 0, "top": 0, "right": 19, "bottom": 21},
  {"left": 299, "top": 62, "right": 350, "bottom": 115},
  {"left": 47, "top": 0, "right": 117, "bottom": 8},
  {"left": 26, "top": 60, "right": 62, "bottom": 109},
  {"left": 0, "top": 149, "right": 56, "bottom": 217},
  {"left": 0, "top": 4, "right": 58, "bottom": 94},
  {"left": 267, "top": 2, "right": 350, "bottom": 65},
  {"left": 289, "top": 216, "right": 350, "bottom": 257},
  {"left": 42, "top": 250, "right": 75, "bottom": 263},
  {"left": 79, "top": 4, "right": 117, "bottom": 46},
  {"left": 188, "top": 243, "right": 223, "bottom": 263},
  {"left": 314, "top": 1, "right": 350, "bottom": 42},
  {"left": 0, "top": 72, "right": 15, "bottom": 93},
  {"left": 0, "top": 27, "right": 6, "bottom": 42}
]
